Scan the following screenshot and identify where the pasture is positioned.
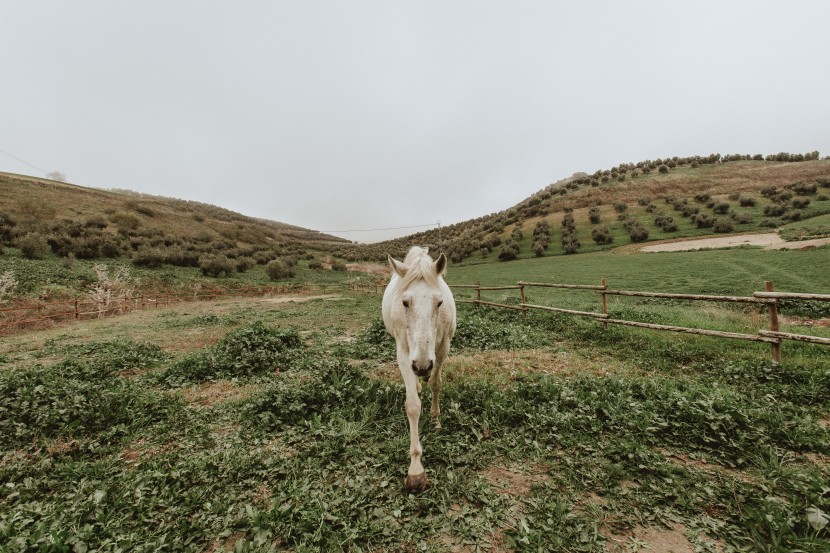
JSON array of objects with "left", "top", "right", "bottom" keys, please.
[{"left": 1, "top": 247, "right": 829, "bottom": 551}]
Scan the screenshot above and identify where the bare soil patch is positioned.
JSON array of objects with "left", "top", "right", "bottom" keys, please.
[
  {"left": 604, "top": 522, "right": 698, "bottom": 553},
  {"left": 638, "top": 232, "right": 830, "bottom": 253},
  {"left": 180, "top": 380, "right": 258, "bottom": 407},
  {"left": 258, "top": 294, "right": 343, "bottom": 304}
]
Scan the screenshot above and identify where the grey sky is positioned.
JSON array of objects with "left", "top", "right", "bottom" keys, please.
[{"left": 2, "top": 1, "right": 829, "bottom": 242}]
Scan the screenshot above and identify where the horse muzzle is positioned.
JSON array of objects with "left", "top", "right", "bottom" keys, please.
[{"left": 411, "top": 359, "right": 434, "bottom": 380}]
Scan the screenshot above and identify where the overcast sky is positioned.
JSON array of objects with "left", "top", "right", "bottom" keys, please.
[{"left": 2, "top": 1, "right": 829, "bottom": 242}]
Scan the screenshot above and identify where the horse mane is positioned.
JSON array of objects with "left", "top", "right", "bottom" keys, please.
[{"left": 396, "top": 246, "right": 441, "bottom": 292}]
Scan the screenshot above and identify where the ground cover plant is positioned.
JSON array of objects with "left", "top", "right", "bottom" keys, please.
[{"left": 1, "top": 260, "right": 828, "bottom": 552}]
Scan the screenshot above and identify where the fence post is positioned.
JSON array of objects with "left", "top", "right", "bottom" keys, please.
[
  {"left": 520, "top": 283, "right": 527, "bottom": 317},
  {"left": 765, "top": 280, "right": 782, "bottom": 363},
  {"left": 601, "top": 278, "right": 608, "bottom": 326},
  {"left": 476, "top": 281, "right": 481, "bottom": 306}
]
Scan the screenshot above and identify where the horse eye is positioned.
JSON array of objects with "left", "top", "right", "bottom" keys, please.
[{"left": 402, "top": 300, "right": 410, "bottom": 308}]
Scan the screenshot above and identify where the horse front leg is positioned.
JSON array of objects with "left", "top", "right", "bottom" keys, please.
[
  {"left": 429, "top": 339, "right": 450, "bottom": 429},
  {"left": 398, "top": 348, "right": 427, "bottom": 492}
]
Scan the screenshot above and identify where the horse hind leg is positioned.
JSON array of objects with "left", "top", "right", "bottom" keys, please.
[{"left": 429, "top": 340, "right": 450, "bottom": 429}]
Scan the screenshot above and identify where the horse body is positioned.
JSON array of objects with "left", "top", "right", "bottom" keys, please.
[{"left": 382, "top": 246, "right": 456, "bottom": 492}]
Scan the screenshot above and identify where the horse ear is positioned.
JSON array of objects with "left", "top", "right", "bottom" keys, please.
[
  {"left": 434, "top": 252, "right": 447, "bottom": 275},
  {"left": 388, "top": 255, "right": 408, "bottom": 277}
]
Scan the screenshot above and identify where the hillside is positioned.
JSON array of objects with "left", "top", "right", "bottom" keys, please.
[
  {"left": 336, "top": 153, "right": 830, "bottom": 263},
  {"left": 0, "top": 171, "right": 348, "bottom": 269}
]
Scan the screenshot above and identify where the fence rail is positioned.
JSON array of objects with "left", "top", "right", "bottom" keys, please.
[{"left": 449, "top": 279, "right": 830, "bottom": 362}]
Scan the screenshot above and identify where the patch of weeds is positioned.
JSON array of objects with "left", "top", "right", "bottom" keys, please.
[
  {"left": 153, "top": 321, "right": 305, "bottom": 386},
  {"left": 346, "top": 317, "right": 395, "bottom": 361},
  {"left": 163, "top": 312, "right": 222, "bottom": 328},
  {"left": 0, "top": 359, "right": 184, "bottom": 450}
]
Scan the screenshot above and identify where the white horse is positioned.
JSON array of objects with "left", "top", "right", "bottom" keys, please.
[{"left": 382, "top": 246, "right": 456, "bottom": 492}]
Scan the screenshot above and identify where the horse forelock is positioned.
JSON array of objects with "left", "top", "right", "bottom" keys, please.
[{"left": 394, "top": 247, "right": 441, "bottom": 295}]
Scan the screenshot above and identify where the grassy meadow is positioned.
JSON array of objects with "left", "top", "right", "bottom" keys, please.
[{"left": 1, "top": 245, "right": 829, "bottom": 552}]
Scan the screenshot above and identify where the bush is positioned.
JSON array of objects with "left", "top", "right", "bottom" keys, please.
[
  {"left": 763, "top": 204, "right": 786, "bottom": 217},
  {"left": 790, "top": 181, "right": 817, "bottom": 195},
  {"left": 132, "top": 245, "right": 166, "bottom": 268},
  {"left": 739, "top": 197, "right": 757, "bottom": 207},
  {"left": 627, "top": 223, "right": 649, "bottom": 242},
  {"left": 588, "top": 207, "right": 601, "bottom": 224},
  {"left": 308, "top": 260, "right": 323, "bottom": 270},
  {"left": 791, "top": 198, "right": 811, "bottom": 209},
  {"left": 693, "top": 213, "right": 714, "bottom": 228},
  {"left": 658, "top": 165, "right": 669, "bottom": 173},
  {"left": 18, "top": 233, "right": 50, "bottom": 259},
  {"left": 200, "top": 254, "right": 236, "bottom": 277},
  {"left": 498, "top": 240, "right": 520, "bottom": 261},
  {"left": 782, "top": 210, "right": 802, "bottom": 222},
  {"left": 613, "top": 201, "right": 628, "bottom": 214},
  {"left": 731, "top": 213, "right": 753, "bottom": 224},
  {"left": 760, "top": 186, "right": 778, "bottom": 198},
  {"left": 235, "top": 256, "right": 255, "bottom": 273},
  {"left": 694, "top": 193, "right": 711, "bottom": 203},
  {"left": 713, "top": 218, "right": 733, "bottom": 233},
  {"left": 266, "top": 259, "right": 296, "bottom": 279},
  {"left": 712, "top": 203, "right": 731, "bottom": 214},
  {"left": 817, "top": 195, "right": 829, "bottom": 202},
  {"left": 591, "top": 226, "right": 613, "bottom": 245},
  {"left": 331, "top": 260, "right": 347, "bottom": 271},
  {"left": 759, "top": 219, "right": 779, "bottom": 228},
  {"left": 816, "top": 177, "right": 830, "bottom": 188}
]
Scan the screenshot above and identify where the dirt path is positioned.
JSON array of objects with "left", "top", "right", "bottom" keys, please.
[{"left": 639, "top": 232, "right": 830, "bottom": 253}]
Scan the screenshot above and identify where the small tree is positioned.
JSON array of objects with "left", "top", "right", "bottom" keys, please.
[
  {"left": 18, "top": 233, "right": 50, "bottom": 259},
  {"left": 266, "top": 259, "right": 296, "bottom": 279}
]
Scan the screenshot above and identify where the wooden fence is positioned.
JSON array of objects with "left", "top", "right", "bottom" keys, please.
[
  {"left": 449, "top": 280, "right": 830, "bottom": 363},
  {"left": 0, "top": 283, "right": 346, "bottom": 333}
]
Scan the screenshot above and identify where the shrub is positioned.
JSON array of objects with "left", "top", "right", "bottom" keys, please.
[
  {"left": 110, "top": 212, "right": 141, "bottom": 231},
  {"left": 562, "top": 237, "right": 580, "bottom": 254},
  {"left": 645, "top": 203, "right": 657, "bottom": 213},
  {"left": 782, "top": 210, "right": 802, "bottom": 221},
  {"left": 498, "top": 241, "right": 519, "bottom": 261},
  {"left": 627, "top": 223, "right": 649, "bottom": 242},
  {"left": 760, "top": 186, "right": 778, "bottom": 198},
  {"left": 728, "top": 192, "right": 740, "bottom": 201},
  {"left": 817, "top": 195, "right": 829, "bottom": 202},
  {"left": 790, "top": 181, "right": 817, "bottom": 195},
  {"left": 308, "top": 260, "right": 324, "bottom": 270},
  {"left": 712, "top": 202, "right": 731, "bottom": 214},
  {"left": 694, "top": 193, "right": 711, "bottom": 203},
  {"left": 791, "top": 198, "right": 811, "bottom": 209},
  {"left": 18, "top": 233, "right": 50, "bottom": 259},
  {"left": 588, "top": 207, "right": 601, "bottom": 224},
  {"left": 613, "top": 201, "right": 628, "bottom": 214},
  {"left": 739, "top": 197, "right": 757, "bottom": 207},
  {"left": 235, "top": 256, "right": 255, "bottom": 273},
  {"left": 331, "top": 260, "right": 347, "bottom": 271},
  {"left": 658, "top": 165, "right": 669, "bottom": 173},
  {"left": 200, "top": 254, "right": 236, "bottom": 277},
  {"left": 759, "top": 219, "right": 779, "bottom": 228},
  {"left": 763, "top": 204, "right": 786, "bottom": 217},
  {"left": 131, "top": 246, "right": 165, "bottom": 268},
  {"left": 637, "top": 198, "right": 650, "bottom": 206},
  {"left": 713, "top": 218, "right": 733, "bottom": 233},
  {"left": 731, "top": 213, "right": 753, "bottom": 224},
  {"left": 692, "top": 213, "right": 714, "bottom": 228},
  {"left": 816, "top": 177, "right": 830, "bottom": 188},
  {"left": 266, "top": 259, "right": 296, "bottom": 279},
  {"left": 591, "top": 226, "right": 613, "bottom": 245},
  {"left": 133, "top": 204, "right": 155, "bottom": 217}
]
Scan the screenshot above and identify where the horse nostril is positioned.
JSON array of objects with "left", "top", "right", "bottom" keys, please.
[{"left": 427, "top": 360, "right": 434, "bottom": 371}]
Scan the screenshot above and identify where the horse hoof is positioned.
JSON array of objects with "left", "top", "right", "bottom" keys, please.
[{"left": 404, "top": 472, "right": 428, "bottom": 492}]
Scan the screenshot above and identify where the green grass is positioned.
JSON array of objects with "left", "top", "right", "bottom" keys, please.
[{"left": 1, "top": 247, "right": 829, "bottom": 551}]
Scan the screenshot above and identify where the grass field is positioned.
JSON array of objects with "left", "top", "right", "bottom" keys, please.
[{"left": 1, "top": 247, "right": 829, "bottom": 552}]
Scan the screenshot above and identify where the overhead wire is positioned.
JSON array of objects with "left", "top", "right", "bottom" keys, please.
[{"left": 0, "top": 146, "right": 48, "bottom": 175}]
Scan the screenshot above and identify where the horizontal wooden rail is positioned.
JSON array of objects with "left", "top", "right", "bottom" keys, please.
[
  {"left": 604, "top": 290, "right": 773, "bottom": 304},
  {"left": 754, "top": 291, "right": 830, "bottom": 301},
  {"left": 519, "top": 282, "right": 606, "bottom": 291},
  {"left": 448, "top": 284, "right": 481, "bottom": 289},
  {"left": 759, "top": 330, "right": 830, "bottom": 346},
  {"left": 603, "top": 318, "right": 781, "bottom": 344},
  {"left": 471, "top": 299, "right": 527, "bottom": 311},
  {"left": 476, "top": 285, "right": 524, "bottom": 291},
  {"left": 521, "top": 303, "right": 608, "bottom": 318}
]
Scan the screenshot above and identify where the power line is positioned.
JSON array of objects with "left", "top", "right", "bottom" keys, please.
[
  {"left": 0, "top": 146, "right": 48, "bottom": 175},
  {"left": 318, "top": 222, "right": 439, "bottom": 233}
]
